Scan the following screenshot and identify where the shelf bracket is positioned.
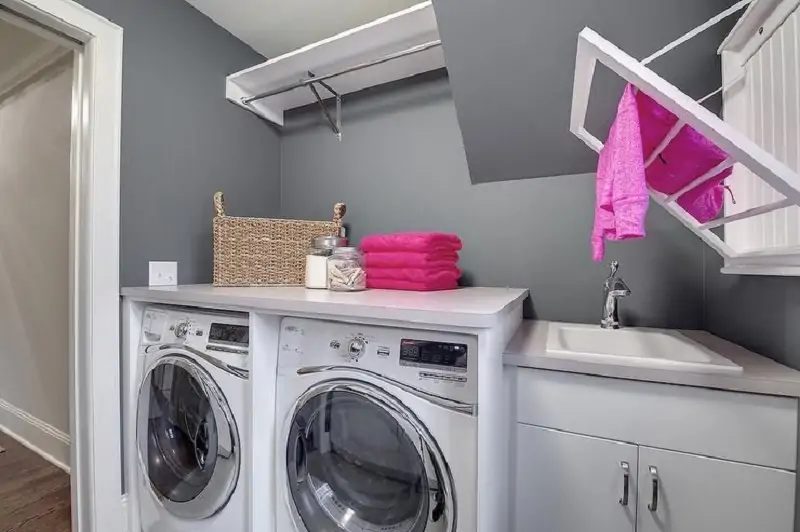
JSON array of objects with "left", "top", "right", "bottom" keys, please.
[{"left": 307, "top": 71, "right": 342, "bottom": 140}]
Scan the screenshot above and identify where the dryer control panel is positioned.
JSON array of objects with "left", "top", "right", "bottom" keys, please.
[{"left": 278, "top": 317, "right": 478, "bottom": 404}]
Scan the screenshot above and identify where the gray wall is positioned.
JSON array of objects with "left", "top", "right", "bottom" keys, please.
[
  {"left": 433, "top": 0, "right": 740, "bottom": 183},
  {"left": 705, "top": 251, "right": 800, "bottom": 369},
  {"left": 76, "top": 0, "right": 786, "bottom": 365},
  {"left": 76, "top": 0, "right": 281, "bottom": 286},
  {"left": 281, "top": 75, "right": 706, "bottom": 329}
]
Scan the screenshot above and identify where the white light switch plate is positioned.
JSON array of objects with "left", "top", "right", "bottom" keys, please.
[{"left": 149, "top": 261, "right": 178, "bottom": 286}]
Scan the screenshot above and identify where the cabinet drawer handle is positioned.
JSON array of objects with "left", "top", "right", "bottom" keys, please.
[
  {"left": 647, "top": 466, "right": 659, "bottom": 512},
  {"left": 618, "top": 461, "right": 630, "bottom": 506}
]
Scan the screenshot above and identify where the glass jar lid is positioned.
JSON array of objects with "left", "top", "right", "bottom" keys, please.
[
  {"left": 311, "top": 236, "right": 347, "bottom": 249},
  {"left": 330, "top": 246, "right": 359, "bottom": 255}
]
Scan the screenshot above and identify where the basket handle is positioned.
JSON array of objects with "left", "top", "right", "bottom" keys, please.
[
  {"left": 214, "top": 192, "right": 225, "bottom": 218},
  {"left": 333, "top": 203, "right": 346, "bottom": 224}
]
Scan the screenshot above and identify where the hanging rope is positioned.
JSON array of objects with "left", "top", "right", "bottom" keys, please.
[{"left": 641, "top": 0, "right": 755, "bottom": 65}]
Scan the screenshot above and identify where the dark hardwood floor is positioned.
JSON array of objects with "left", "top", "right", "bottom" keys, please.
[{"left": 0, "top": 432, "right": 71, "bottom": 532}]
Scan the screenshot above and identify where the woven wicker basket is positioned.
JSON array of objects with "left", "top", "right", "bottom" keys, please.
[{"left": 212, "top": 192, "right": 346, "bottom": 286}]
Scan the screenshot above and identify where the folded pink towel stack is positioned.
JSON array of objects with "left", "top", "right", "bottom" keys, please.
[
  {"left": 360, "top": 232, "right": 462, "bottom": 291},
  {"left": 364, "top": 251, "right": 459, "bottom": 269},
  {"left": 368, "top": 277, "right": 458, "bottom": 291},
  {"left": 361, "top": 233, "right": 463, "bottom": 253}
]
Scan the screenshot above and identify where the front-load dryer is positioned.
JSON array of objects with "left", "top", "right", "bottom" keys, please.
[
  {"left": 135, "top": 306, "right": 250, "bottom": 532},
  {"left": 275, "top": 317, "right": 478, "bottom": 532}
]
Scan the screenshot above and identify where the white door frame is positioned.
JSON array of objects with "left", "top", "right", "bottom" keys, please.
[{"left": 0, "top": 1, "right": 123, "bottom": 531}]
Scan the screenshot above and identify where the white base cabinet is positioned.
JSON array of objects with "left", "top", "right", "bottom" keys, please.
[
  {"left": 515, "top": 426, "right": 637, "bottom": 532},
  {"left": 636, "top": 446, "right": 795, "bottom": 532},
  {"left": 514, "top": 370, "right": 799, "bottom": 532}
]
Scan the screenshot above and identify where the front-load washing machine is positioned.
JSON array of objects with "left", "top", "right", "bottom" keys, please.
[
  {"left": 275, "top": 317, "right": 478, "bottom": 532},
  {"left": 135, "top": 306, "right": 250, "bottom": 532}
]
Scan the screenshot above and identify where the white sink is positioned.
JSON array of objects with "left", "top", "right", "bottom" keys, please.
[{"left": 546, "top": 323, "right": 743, "bottom": 375}]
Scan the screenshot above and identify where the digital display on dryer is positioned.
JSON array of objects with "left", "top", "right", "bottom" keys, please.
[
  {"left": 400, "top": 339, "right": 467, "bottom": 370},
  {"left": 209, "top": 323, "right": 249, "bottom": 346}
]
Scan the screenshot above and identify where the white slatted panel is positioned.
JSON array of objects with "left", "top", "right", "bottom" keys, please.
[
  {"left": 787, "top": 13, "right": 800, "bottom": 245},
  {"left": 775, "top": 28, "right": 788, "bottom": 247},
  {"left": 724, "top": 7, "right": 800, "bottom": 252}
]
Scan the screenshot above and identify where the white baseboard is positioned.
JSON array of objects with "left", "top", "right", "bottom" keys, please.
[{"left": 0, "top": 398, "right": 70, "bottom": 472}]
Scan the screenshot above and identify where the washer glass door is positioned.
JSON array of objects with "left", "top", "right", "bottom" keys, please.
[
  {"left": 137, "top": 353, "right": 240, "bottom": 520},
  {"left": 287, "top": 381, "right": 455, "bottom": 532}
]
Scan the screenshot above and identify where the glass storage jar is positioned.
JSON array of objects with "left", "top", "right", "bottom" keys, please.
[
  {"left": 305, "top": 236, "right": 346, "bottom": 289},
  {"left": 327, "top": 247, "right": 366, "bottom": 292}
]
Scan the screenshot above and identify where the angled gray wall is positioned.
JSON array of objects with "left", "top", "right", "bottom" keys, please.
[
  {"left": 432, "top": 0, "right": 739, "bottom": 182},
  {"left": 76, "top": 0, "right": 281, "bottom": 286},
  {"left": 281, "top": 76, "right": 706, "bottom": 329}
]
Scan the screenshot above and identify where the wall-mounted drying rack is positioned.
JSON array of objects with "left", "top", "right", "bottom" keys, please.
[
  {"left": 571, "top": 0, "right": 800, "bottom": 275},
  {"left": 226, "top": 1, "right": 445, "bottom": 139}
]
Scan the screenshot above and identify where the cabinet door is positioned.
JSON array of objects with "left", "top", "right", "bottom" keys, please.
[
  {"left": 515, "top": 425, "right": 638, "bottom": 532},
  {"left": 637, "top": 446, "right": 796, "bottom": 532}
]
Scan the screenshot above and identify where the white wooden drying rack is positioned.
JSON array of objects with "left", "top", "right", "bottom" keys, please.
[{"left": 571, "top": 0, "right": 800, "bottom": 274}]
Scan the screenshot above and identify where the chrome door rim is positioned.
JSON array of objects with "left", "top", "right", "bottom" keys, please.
[
  {"left": 283, "top": 378, "right": 457, "bottom": 532},
  {"left": 136, "top": 353, "right": 241, "bottom": 520}
]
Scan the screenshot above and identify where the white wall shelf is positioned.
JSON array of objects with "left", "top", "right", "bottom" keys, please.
[{"left": 226, "top": 1, "right": 445, "bottom": 128}]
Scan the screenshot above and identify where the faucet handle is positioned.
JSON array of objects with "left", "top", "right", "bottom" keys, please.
[
  {"left": 605, "top": 261, "right": 630, "bottom": 296},
  {"left": 610, "top": 276, "right": 631, "bottom": 297}
]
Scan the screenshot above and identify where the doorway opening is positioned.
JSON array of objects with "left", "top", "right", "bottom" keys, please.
[
  {"left": 0, "top": 15, "right": 74, "bottom": 530},
  {"left": 0, "top": 1, "right": 122, "bottom": 531}
]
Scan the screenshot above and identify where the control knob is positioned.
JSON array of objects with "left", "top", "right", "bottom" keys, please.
[
  {"left": 348, "top": 336, "right": 367, "bottom": 361},
  {"left": 174, "top": 321, "right": 190, "bottom": 339}
]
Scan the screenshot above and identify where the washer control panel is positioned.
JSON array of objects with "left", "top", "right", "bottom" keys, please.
[
  {"left": 140, "top": 306, "right": 250, "bottom": 359},
  {"left": 278, "top": 317, "right": 478, "bottom": 404}
]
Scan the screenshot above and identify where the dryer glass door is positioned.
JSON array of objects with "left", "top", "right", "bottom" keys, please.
[
  {"left": 137, "top": 353, "right": 240, "bottom": 520},
  {"left": 287, "top": 381, "right": 455, "bottom": 532}
]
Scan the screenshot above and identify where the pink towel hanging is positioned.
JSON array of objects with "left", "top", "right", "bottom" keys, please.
[
  {"left": 637, "top": 91, "right": 730, "bottom": 223},
  {"left": 592, "top": 85, "right": 650, "bottom": 262},
  {"left": 592, "top": 85, "right": 732, "bottom": 261}
]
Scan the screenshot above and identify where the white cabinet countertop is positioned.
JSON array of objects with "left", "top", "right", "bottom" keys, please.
[
  {"left": 504, "top": 320, "right": 800, "bottom": 397},
  {"left": 121, "top": 284, "right": 529, "bottom": 328}
]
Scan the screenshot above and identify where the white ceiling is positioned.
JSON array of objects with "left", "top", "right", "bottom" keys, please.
[
  {"left": 185, "top": 0, "right": 419, "bottom": 59},
  {"left": 0, "top": 18, "right": 51, "bottom": 75}
]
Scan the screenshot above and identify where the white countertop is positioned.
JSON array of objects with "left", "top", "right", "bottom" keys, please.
[
  {"left": 504, "top": 320, "right": 800, "bottom": 397},
  {"left": 121, "top": 284, "right": 529, "bottom": 328}
]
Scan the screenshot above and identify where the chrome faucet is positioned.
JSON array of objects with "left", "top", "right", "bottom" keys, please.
[{"left": 602, "top": 261, "right": 631, "bottom": 329}]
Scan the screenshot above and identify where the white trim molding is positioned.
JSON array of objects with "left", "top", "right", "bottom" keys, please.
[
  {"left": 0, "top": 398, "right": 71, "bottom": 472},
  {"left": 0, "top": 1, "right": 123, "bottom": 531},
  {"left": 120, "top": 494, "right": 131, "bottom": 532}
]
